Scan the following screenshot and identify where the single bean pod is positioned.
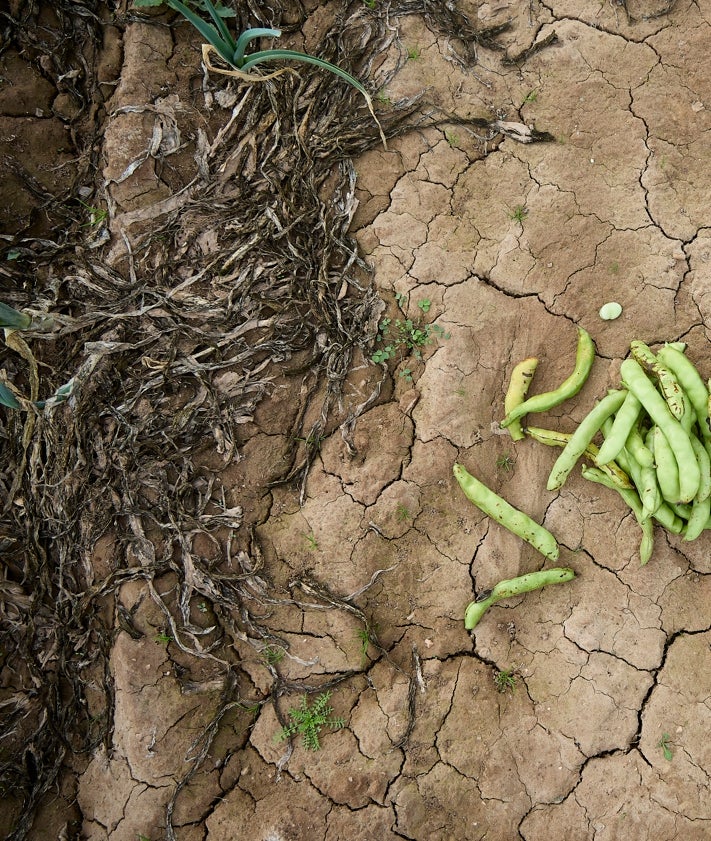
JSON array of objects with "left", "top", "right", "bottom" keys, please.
[
  {"left": 619, "top": 358, "right": 700, "bottom": 502},
  {"left": 503, "top": 357, "right": 539, "bottom": 442},
  {"left": 652, "top": 426, "right": 681, "bottom": 504},
  {"left": 595, "top": 391, "right": 643, "bottom": 466},
  {"left": 454, "top": 463, "right": 559, "bottom": 560},
  {"left": 624, "top": 426, "right": 654, "bottom": 469},
  {"left": 500, "top": 327, "right": 595, "bottom": 429},
  {"left": 690, "top": 435, "right": 711, "bottom": 503},
  {"left": 684, "top": 495, "right": 711, "bottom": 542},
  {"left": 546, "top": 390, "right": 628, "bottom": 491},
  {"left": 653, "top": 362, "right": 685, "bottom": 420},
  {"left": 629, "top": 340, "right": 657, "bottom": 369},
  {"left": 464, "top": 567, "right": 576, "bottom": 630}
]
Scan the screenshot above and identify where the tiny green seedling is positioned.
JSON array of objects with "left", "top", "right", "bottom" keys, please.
[
  {"left": 77, "top": 199, "right": 108, "bottom": 227},
  {"left": 658, "top": 733, "right": 673, "bottom": 761},
  {"left": 406, "top": 45, "right": 421, "bottom": 60},
  {"left": 444, "top": 129, "right": 460, "bottom": 148},
  {"left": 395, "top": 503, "right": 411, "bottom": 521},
  {"left": 304, "top": 531, "right": 319, "bottom": 550},
  {"left": 493, "top": 668, "right": 517, "bottom": 693},
  {"left": 508, "top": 204, "right": 528, "bottom": 223},
  {"left": 154, "top": 630, "right": 172, "bottom": 644},
  {"left": 276, "top": 691, "right": 345, "bottom": 750},
  {"left": 496, "top": 452, "right": 516, "bottom": 473},
  {"left": 262, "top": 644, "right": 285, "bottom": 665},
  {"left": 522, "top": 88, "right": 538, "bottom": 104}
]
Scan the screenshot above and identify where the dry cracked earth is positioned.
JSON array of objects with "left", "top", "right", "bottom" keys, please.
[{"left": 5, "top": 0, "right": 711, "bottom": 839}]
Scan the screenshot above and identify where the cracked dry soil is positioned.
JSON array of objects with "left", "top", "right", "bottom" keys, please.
[{"left": 3, "top": 0, "right": 711, "bottom": 839}]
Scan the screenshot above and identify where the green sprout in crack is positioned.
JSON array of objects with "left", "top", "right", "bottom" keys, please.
[
  {"left": 522, "top": 88, "right": 538, "bottom": 104},
  {"left": 304, "top": 531, "right": 319, "bottom": 550},
  {"left": 154, "top": 630, "right": 172, "bottom": 644},
  {"left": 276, "top": 691, "right": 345, "bottom": 751},
  {"left": 406, "top": 45, "right": 421, "bottom": 60},
  {"left": 508, "top": 204, "right": 528, "bottom": 223},
  {"left": 493, "top": 668, "right": 517, "bottom": 694},
  {"left": 444, "top": 129, "right": 460, "bottom": 148}
]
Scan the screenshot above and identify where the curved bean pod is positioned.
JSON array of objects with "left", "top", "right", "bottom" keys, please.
[
  {"left": 684, "top": 495, "right": 711, "bottom": 542},
  {"left": 464, "top": 567, "right": 576, "bottom": 630},
  {"left": 453, "top": 463, "right": 559, "bottom": 560},
  {"left": 500, "top": 327, "right": 595, "bottom": 428},
  {"left": 652, "top": 426, "right": 681, "bottom": 504},
  {"left": 624, "top": 426, "right": 654, "bottom": 469},
  {"left": 546, "top": 390, "right": 628, "bottom": 491},
  {"left": 690, "top": 435, "right": 711, "bottom": 502},
  {"left": 503, "top": 357, "right": 539, "bottom": 442},
  {"left": 615, "top": 444, "right": 661, "bottom": 521},
  {"left": 595, "top": 391, "right": 643, "bottom": 466},
  {"left": 619, "top": 358, "right": 700, "bottom": 502},
  {"left": 656, "top": 344, "right": 710, "bottom": 441}
]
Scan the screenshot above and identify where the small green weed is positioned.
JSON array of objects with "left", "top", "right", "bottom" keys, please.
[
  {"left": 395, "top": 503, "right": 411, "bottom": 521},
  {"left": 362, "top": 0, "right": 377, "bottom": 7},
  {"left": 522, "top": 88, "right": 538, "bottom": 104},
  {"left": 372, "top": 296, "right": 449, "bottom": 375},
  {"left": 262, "top": 644, "right": 285, "bottom": 665},
  {"left": 508, "top": 204, "right": 527, "bottom": 223},
  {"left": 406, "top": 45, "right": 421, "bottom": 60},
  {"left": 304, "top": 531, "right": 319, "bottom": 550},
  {"left": 444, "top": 129, "right": 460, "bottom": 148},
  {"left": 496, "top": 452, "right": 516, "bottom": 473},
  {"left": 77, "top": 198, "right": 108, "bottom": 227},
  {"left": 610, "top": 261, "right": 620, "bottom": 274},
  {"left": 658, "top": 732, "right": 673, "bottom": 761},
  {"left": 493, "top": 668, "right": 517, "bottom": 694},
  {"left": 154, "top": 630, "right": 172, "bottom": 644},
  {"left": 276, "top": 691, "right": 345, "bottom": 750}
]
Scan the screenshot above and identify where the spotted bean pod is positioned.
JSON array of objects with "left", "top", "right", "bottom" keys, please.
[{"left": 464, "top": 568, "right": 576, "bottom": 630}]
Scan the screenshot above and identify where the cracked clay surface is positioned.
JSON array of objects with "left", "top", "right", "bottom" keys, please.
[{"left": 13, "top": 0, "right": 711, "bottom": 838}]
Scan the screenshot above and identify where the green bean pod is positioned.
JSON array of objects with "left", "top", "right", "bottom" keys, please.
[
  {"left": 464, "top": 567, "right": 576, "bottom": 629},
  {"left": 620, "top": 358, "right": 700, "bottom": 502},
  {"left": 657, "top": 344, "right": 710, "bottom": 441},
  {"left": 546, "top": 390, "right": 628, "bottom": 491},
  {"left": 629, "top": 340, "right": 657, "bottom": 369},
  {"left": 652, "top": 362, "right": 685, "bottom": 420},
  {"left": 684, "top": 495, "right": 711, "bottom": 542},
  {"left": 504, "top": 357, "right": 539, "bottom": 442},
  {"left": 690, "top": 435, "right": 711, "bottom": 502},
  {"left": 595, "top": 391, "right": 643, "bottom": 466},
  {"left": 652, "top": 426, "right": 681, "bottom": 504},
  {"left": 619, "top": 444, "right": 661, "bottom": 521},
  {"left": 500, "top": 327, "right": 595, "bottom": 429},
  {"left": 582, "top": 466, "right": 653, "bottom": 565},
  {"left": 625, "top": 426, "right": 654, "bottom": 469},
  {"left": 453, "top": 463, "right": 559, "bottom": 560}
]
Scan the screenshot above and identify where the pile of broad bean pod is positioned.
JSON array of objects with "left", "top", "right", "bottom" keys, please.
[{"left": 503, "top": 332, "right": 711, "bottom": 565}]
